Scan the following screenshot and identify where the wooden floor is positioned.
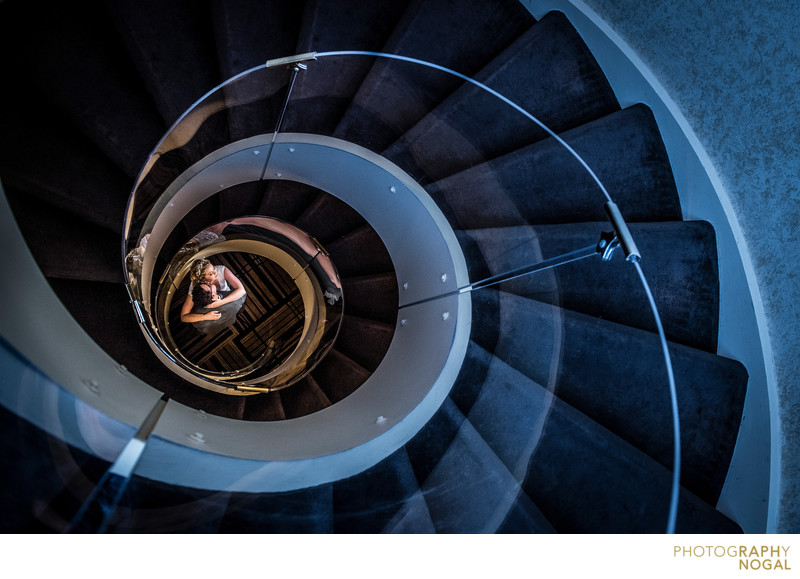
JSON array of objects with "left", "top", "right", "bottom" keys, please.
[{"left": 168, "top": 253, "right": 306, "bottom": 374}]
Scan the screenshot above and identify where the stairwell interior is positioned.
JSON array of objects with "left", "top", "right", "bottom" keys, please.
[{"left": 0, "top": 0, "right": 758, "bottom": 533}]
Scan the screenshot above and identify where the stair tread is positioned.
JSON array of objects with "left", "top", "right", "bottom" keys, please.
[
  {"left": 411, "top": 398, "right": 555, "bottom": 533},
  {"left": 470, "top": 289, "right": 746, "bottom": 503},
  {"left": 107, "top": 0, "right": 222, "bottom": 126},
  {"left": 459, "top": 341, "right": 740, "bottom": 532},
  {"left": 311, "top": 349, "right": 371, "bottom": 404},
  {"left": 0, "top": 105, "right": 130, "bottom": 232},
  {"left": 459, "top": 220, "right": 719, "bottom": 350},
  {"left": 212, "top": 0, "right": 304, "bottom": 78},
  {"left": 211, "top": 0, "right": 304, "bottom": 141},
  {"left": 110, "top": 475, "right": 231, "bottom": 532},
  {"left": 0, "top": 2, "right": 166, "bottom": 178},
  {"left": 293, "top": 193, "right": 367, "bottom": 243},
  {"left": 334, "top": 315, "right": 395, "bottom": 372},
  {"left": 258, "top": 180, "right": 321, "bottom": 223},
  {"left": 219, "top": 181, "right": 268, "bottom": 223},
  {"left": 5, "top": 189, "right": 122, "bottom": 283},
  {"left": 279, "top": 375, "right": 331, "bottom": 419},
  {"left": 325, "top": 225, "right": 394, "bottom": 277},
  {"left": 282, "top": 0, "right": 412, "bottom": 135},
  {"left": 218, "top": 484, "right": 333, "bottom": 532},
  {"left": 332, "top": 447, "right": 419, "bottom": 533},
  {"left": 242, "top": 391, "right": 286, "bottom": 421},
  {"left": 333, "top": 0, "right": 535, "bottom": 152},
  {"left": 385, "top": 11, "right": 620, "bottom": 183},
  {"left": 379, "top": 489, "right": 437, "bottom": 533},
  {"left": 340, "top": 273, "right": 399, "bottom": 325},
  {"left": 425, "top": 104, "right": 682, "bottom": 228},
  {"left": 401, "top": 388, "right": 552, "bottom": 533}
]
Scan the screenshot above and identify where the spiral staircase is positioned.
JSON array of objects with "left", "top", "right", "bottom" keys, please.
[{"left": 0, "top": 0, "right": 750, "bottom": 532}]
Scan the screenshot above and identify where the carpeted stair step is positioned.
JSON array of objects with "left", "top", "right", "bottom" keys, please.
[
  {"left": 242, "top": 390, "right": 286, "bottom": 421},
  {"left": 325, "top": 225, "right": 395, "bottom": 277},
  {"left": 385, "top": 11, "right": 620, "bottom": 184},
  {"left": 400, "top": 385, "right": 554, "bottom": 532},
  {"left": 310, "top": 349, "right": 371, "bottom": 404},
  {"left": 333, "top": 315, "right": 395, "bottom": 373},
  {"left": 281, "top": 0, "right": 412, "bottom": 135},
  {"left": 461, "top": 342, "right": 739, "bottom": 532},
  {"left": 460, "top": 221, "right": 719, "bottom": 351},
  {"left": 257, "top": 179, "right": 322, "bottom": 223},
  {"left": 0, "top": 401, "right": 112, "bottom": 533},
  {"left": 105, "top": 0, "right": 222, "bottom": 126},
  {"left": 333, "top": 0, "right": 535, "bottom": 153},
  {"left": 218, "top": 484, "right": 333, "bottom": 532},
  {"left": 292, "top": 193, "right": 367, "bottom": 244},
  {"left": 212, "top": 0, "right": 304, "bottom": 79},
  {"left": 159, "top": 194, "right": 223, "bottom": 262},
  {"left": 528, "top": 397, "right": 741, "bottom": 533},
  {"left": 279, "top": 375, "right": 331, "bottom": 419},
  {"left": 332, "top": 447, "right": 420, "bottom": 532},
  {"left": 108, "top": 474, "right": 232, "bottom": 532},
  {"left": 406, "top": 397, "right": 555, "bottom": 532},
  {"left": 218, "top": 181, "right": 269, "bottom": 223},
  {"left": 379, "top": 488, "right": 437, "bottom": 533},
  {"left": 0, "top": 1, "right": 165, "bottom": 179},
  {"left": 211, "top": 0, "right": 305, "bottom": 141},
  {"left": 471, "top": 289, "right": 746, "bottom": 504},
  {"left": 525, "top": 377, "right": 739, "bottom": 532},
  {"left": 425, "top": 104, "right": 682, "bottom": 229},
  {"left": 403, "top": 392, "right": 465, "bottom": 486},
  {"left": 5, "top": 189, "right": 121, "bottom": 283},
  {"left": 396, "top": 340, "right": 555, "bottom": 533},
  {"left": 448, "top": 342, "right": 548, "bottom": 482},
  {"left": 340, "top": 273, "right": 399, "bottom": 325},
  {"left": 0, "top": 101, "right": 131, "bottom": 232}
]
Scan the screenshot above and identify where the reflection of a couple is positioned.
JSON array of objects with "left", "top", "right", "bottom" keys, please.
[{"left": 180, "top": 258, "right": 246, "bottom": 337}]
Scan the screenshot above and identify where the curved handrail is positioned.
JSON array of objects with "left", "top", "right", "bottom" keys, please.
[
  {"left": 316, "top": 50, "right": 614, "bottom": 205},
  {"left": 315, "top": 50, "right": 681, "bottom": 533}
]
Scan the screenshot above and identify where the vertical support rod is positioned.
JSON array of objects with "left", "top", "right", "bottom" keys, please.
[
  {"left": 66, "top": 394, "right": 169, "bottom": 533},
  {"left": 260, "top": 64, "right": 306, "bottom": 181},
  {"left": 604, "top": 201, "right": 641, "bottom": 261}
]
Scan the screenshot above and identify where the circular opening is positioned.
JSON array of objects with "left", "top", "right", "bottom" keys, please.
[
  {"left": 122, "top": 135, "right": 467, "bottom": 471},
  {"left": 154, "top": 216, "right": 345, "bottom": 393}
]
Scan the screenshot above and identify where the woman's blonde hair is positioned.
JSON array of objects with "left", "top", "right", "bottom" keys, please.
[{"left": 189, "top": 258, "right": 212, "bottom": 285}]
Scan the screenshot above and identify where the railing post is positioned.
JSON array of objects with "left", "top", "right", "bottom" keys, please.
[{"left": 66, "top": 394, "right": 169, "bottom": 533}]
